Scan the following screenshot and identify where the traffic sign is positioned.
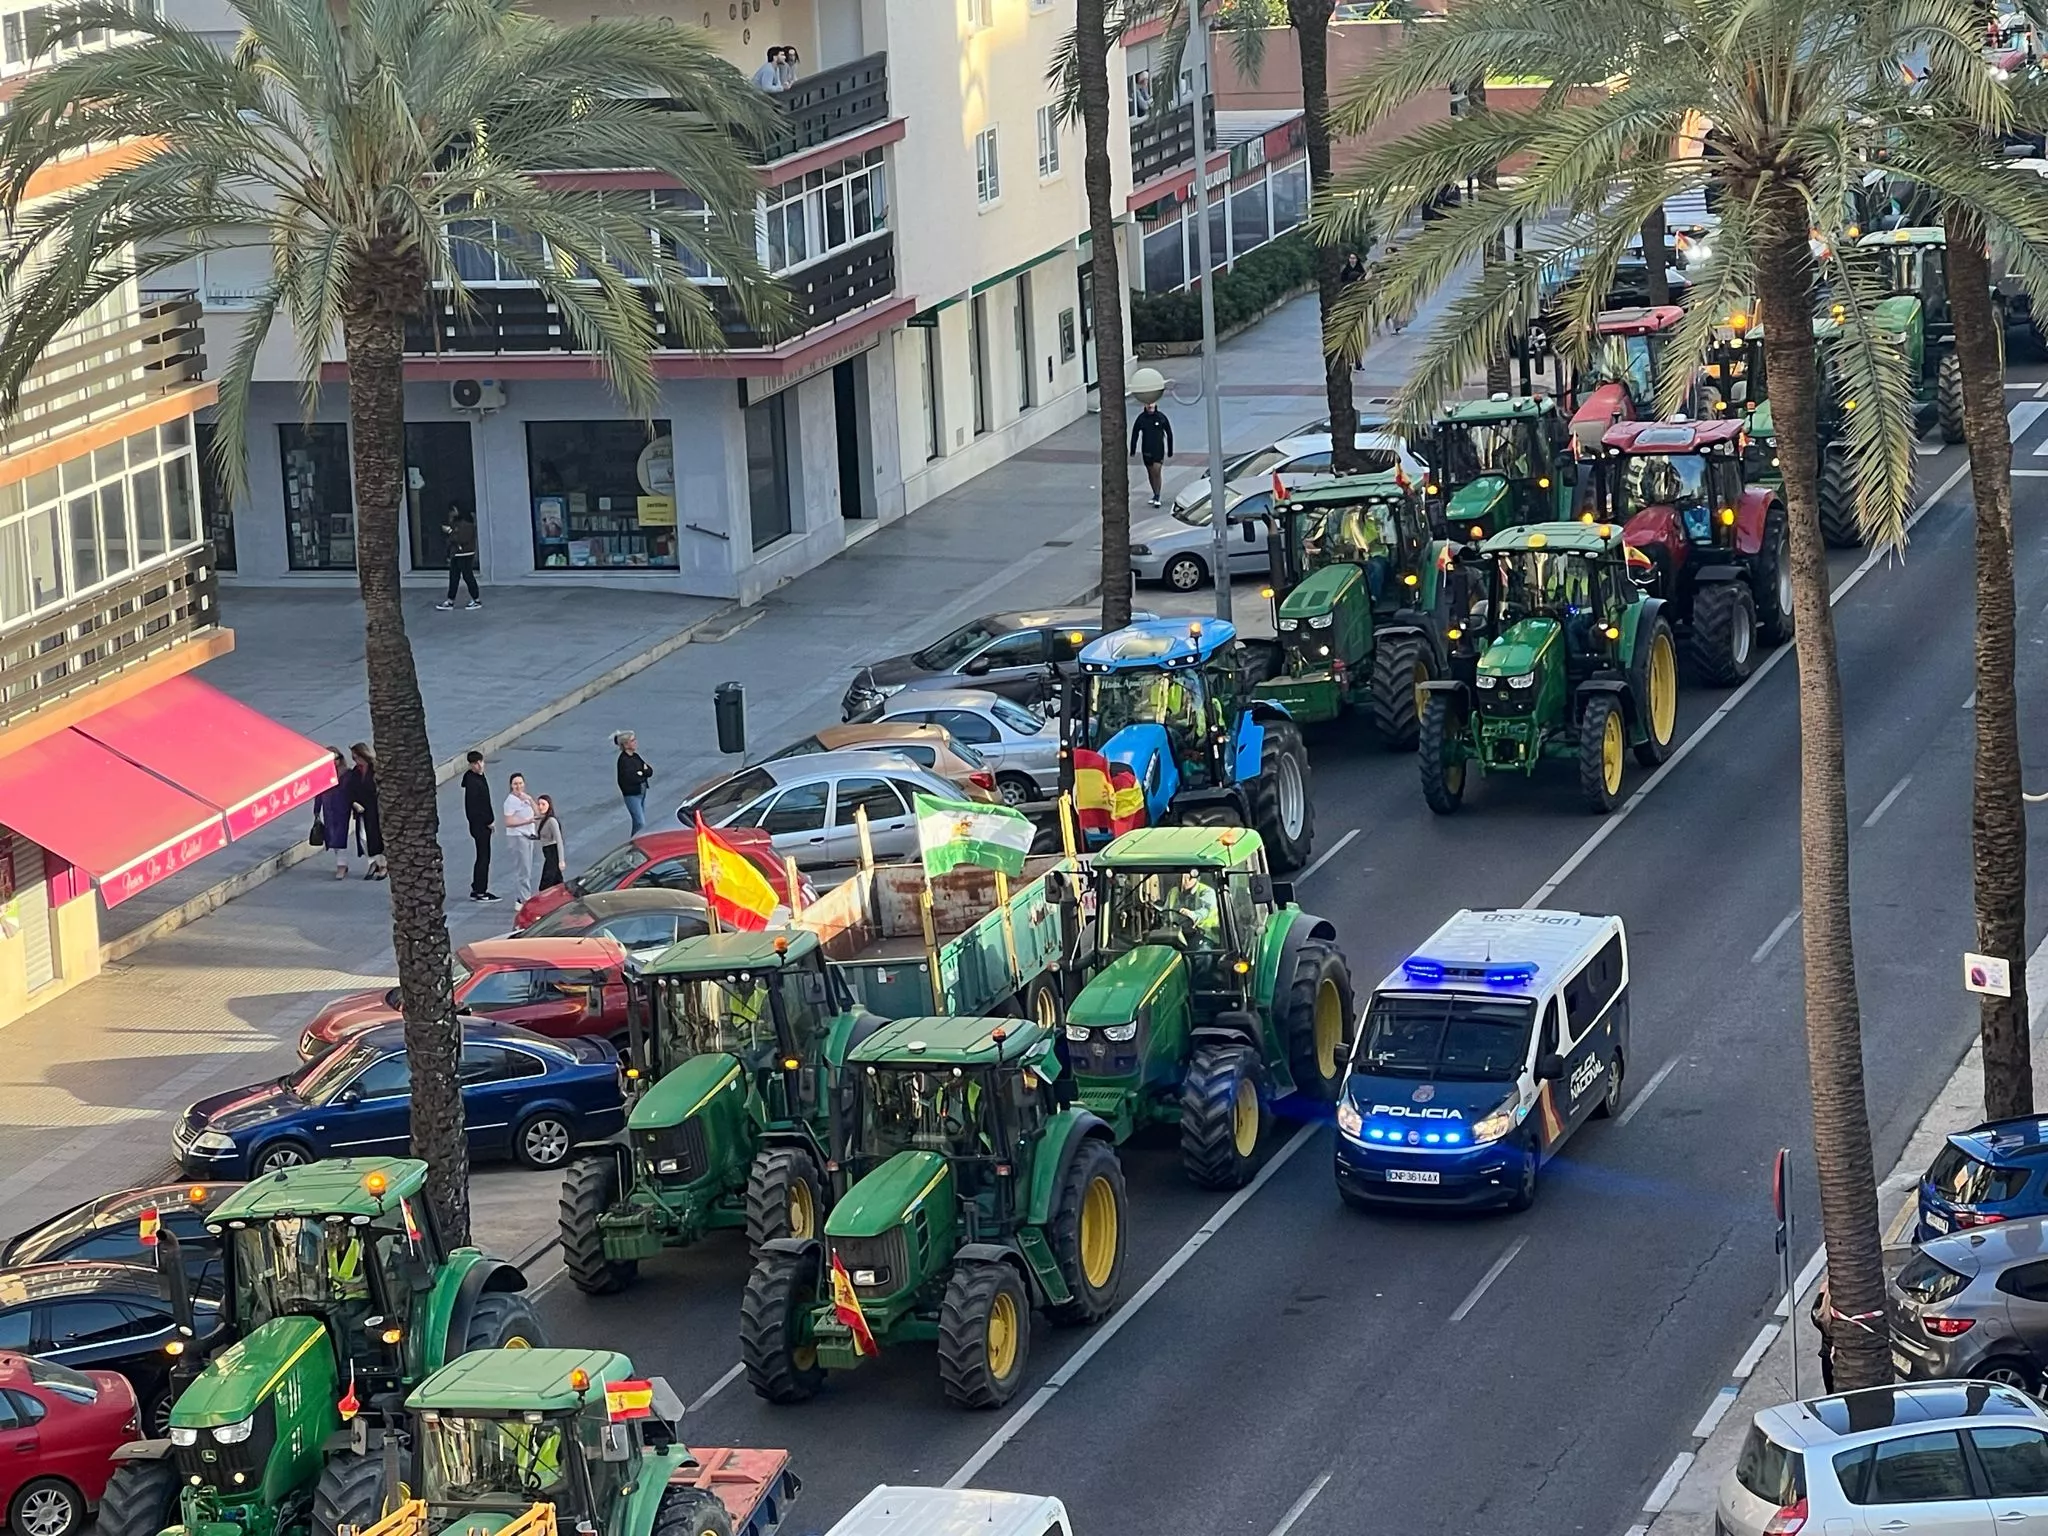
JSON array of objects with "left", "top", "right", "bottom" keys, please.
[{"left": 1966, "top": 952, "right": 2013, "bottom": 998}]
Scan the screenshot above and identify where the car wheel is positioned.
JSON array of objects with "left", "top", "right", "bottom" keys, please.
[
  {"left": 995, "top": 773, "right": 1037, "bottom": 808},
  {"left": 254, "top": 1139, "right": 313, "bottom": 1176},
  {"left": 1164, "top": 553, "right": 1209, "bottom": 592},
  {"left": 515, "top": 1112, "right": 575, "bottom": 1169},
  {"left": 146, "top": 1389, "right": 178, "bottom": 1437},
  {"left": 10, "top": 1479, "right": 85, "bottom": 1536},
  {"left": 1977, "top": 1357, "right": 2040, "bottom": 1393}
]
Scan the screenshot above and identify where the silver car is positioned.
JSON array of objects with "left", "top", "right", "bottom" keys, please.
[
  {"left": 1169, "top": 431, "right": 1429, "bottom": 518},
  {"left": 1130, "top": 481, "right": 1277, "bottom": 591},
  {"left": 1889, "top": 1217, "right": 2048, "bottom": 1391},
  {"left": 1718, "top": 1380, "right": 2048, "bottom": 1536},
  {"left": 674, "top": 750, "right": 970, "bottom": 871},
  {"left": 873, "top": 688, "right": 1061, "bottom": 806}
]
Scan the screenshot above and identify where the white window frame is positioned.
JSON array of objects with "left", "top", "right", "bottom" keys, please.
[
  {"left": 756, "top": 149, "right": 890, "bottom": 276},
  {"left": 1035, "top": 104, "right": 1061, "bottom": 180},
  {"left": 975, "top": 125, "right": 1001, "bottom": 208},
  {"left": 967, "top": 0, "right": 992, "bottom": 27}
]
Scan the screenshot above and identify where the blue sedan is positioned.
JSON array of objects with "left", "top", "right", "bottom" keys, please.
[{"left": 173, "top": 1021, "right": 624, "bottom": 1178}]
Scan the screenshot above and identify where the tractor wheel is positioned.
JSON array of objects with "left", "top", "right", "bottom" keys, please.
[
  {"left": 1684, "top": 581, "right": 1756, "bottom": 686},
  {"left": 1045, "top": 1138, "right": 1129, "bottom": 1325},
  {"left": 1577, "top": 693, "right": 1626, "bottom": 814},
  {"left": 745, "top": 1145, "right": 825, "bottom": 1253},
  {"left": 1938, "top": 350, "right": 1966, "bottom": 443},
  {"left": 1179, "top": 1043, "right": 1266, "bottom": 1190},
  {"left": 652, "top": 1484, "right": 734, "bottom": 1536},
  {"left": 1279, "top": 939, "right": 1353, "bottom": 1104},
  {"left": 313, "top": 1451, "right": 402, "bottom": 1536},
  {"left": 1018, "top": 975, "right": 1063, "bottom": 1030},
  {"left": 936, "top": 1261, "right": 1032, "bottom": 1409},
  {"left": 1629, "top": 615, "right": 1678, "bottom": 767},
  {"left": 1368, "top": 632, "right": 1433, "bottom": 751},
  {"left": 462, "top": 1290, "right": 545, "bottom": 1353},
  {"left": 1816, "top": 450, "right": 1861, "bottom": 548},
  {"left": 1245, "top": 716, "right": 1314, "bottom": 872},
  {"left": 1753, "top": 510, "right": 1795, "bottom": 646},
  {"left": 93, "top": 1462, "right": 179, "bottom": 1536},
  {"left": 1418, "top": 693, "right": 1468, "bottom": 814},
  {"left": 740, "top": 1247, "right": 826, "bottom": 1404},
  {"left": 558, "top": 1157, "right": 637, "bottom": 1295}
]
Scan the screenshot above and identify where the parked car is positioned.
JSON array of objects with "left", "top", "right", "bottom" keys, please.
[
  {"left": 1916, "top": 1115, "right": 2048, "bottom": 1240},
  {"left": 675, "top": 751, "right": 980, "bottom": 872},
  {"left": 509, "top": 824, "right": 802, "bottom": 932},
  {"left": 297, "top": 937, "right": 633, "bottom": 1061},
  {"left": 0, "top": 1184, "right": 239, "bottom": 1291},
  {"left": 840, "top": 607, "right": 1145, "bottom": 720},
  {"left": 1168, "top": 432, "right": 1427, "bottom": 518},
  {"left": 871, "top": 688, "right": 1061, "bottom": 806},
  {"left": 1718, "top": 1380, "right": 2048, "bottom": 1536},
  {"left": 520, "top": 889, "right": 710, "bottom": 959},
  {"left": 759, "top": 722, "right": 1001, "bottom": 803},
  {"left": 1887, "top": 1217, "right": 2048, "bottom": 1390},
  {"left": 0, "top": 1266, "right": 227, "bottom": 1437},
  {"left": 182, "top": 1021, "right": 625, "bottom": 1178},
  {"left": 0, "top": 1353, "right": 139, "bottom": 1536},
  {"left": 1129, "top": 481, "right": 1279, "bottom": 591}
]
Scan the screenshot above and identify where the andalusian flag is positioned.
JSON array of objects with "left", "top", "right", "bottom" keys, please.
[
  {"left": 830, "top": 1252, "right": 878, "bottom": 1357},
  {"left": 694, "top": 814, "right": 781, "bottom": 931},
  {"left": 913, "top": 793, "right": 1033, "bottom": 878},
  {"left": 1071, "top": 749, "right": 1147, "bottom": 837}
]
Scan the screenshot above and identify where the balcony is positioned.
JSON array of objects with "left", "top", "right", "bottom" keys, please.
[
  {"left": 0, "top": 544, "right": 220, "bottom": 731},
  {"left": 761, "top": 53, "right": 890, "bottom": 162},
  {"left": 4, "top": 293, "right": 206, "bottom": 458},
  {"left": 405, "top": 230, "right": 898, "bottom": 355},
  {"left": 1130, "top": 96, "right": 1216, "bottom": 186}
]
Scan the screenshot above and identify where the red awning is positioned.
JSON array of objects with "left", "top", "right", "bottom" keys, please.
[
  {"left": 73, "top": 676, "right": 338, "bottom": 840},
  {"left": 0, "top": 730, "right": 228, "bottom": 906}
]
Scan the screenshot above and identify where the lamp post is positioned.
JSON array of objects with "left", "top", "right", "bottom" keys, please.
[{"left": 1185, "top": 20, "right": 1231, "bottom": 622}]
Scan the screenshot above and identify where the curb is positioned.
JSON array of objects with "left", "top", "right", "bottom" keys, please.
[{"left": 98, "top": 601, "right": 740, "bottom": 965}]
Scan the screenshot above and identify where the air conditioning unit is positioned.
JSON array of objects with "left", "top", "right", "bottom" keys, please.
[{"left": 450, "top": 378, "right": 505, "bottom": 411}]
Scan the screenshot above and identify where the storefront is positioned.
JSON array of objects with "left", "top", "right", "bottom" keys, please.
[{"left": 526, "top": 419, "right": 678, "bottom": 570}]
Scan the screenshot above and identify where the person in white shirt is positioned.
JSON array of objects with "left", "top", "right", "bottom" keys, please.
[
  {"left": 502, "top": 772, "right": 539, "bottom": 901},
  {"left": 751, "top": 46, "right": 786, "bottom": 91}
]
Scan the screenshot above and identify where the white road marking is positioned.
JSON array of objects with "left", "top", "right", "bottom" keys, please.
[
  {"left": 1887, "top": 1197, "right": 1919, "bottom": 1246},
  {"left": 1915, "top": 443, "right": 1942, "bottom": 456},
  {"left": 1265, "top": 1471, "right": 1333, "bottom": 1536},
  {"left": 2010, "top": 401, "right": 2048, "bottom": 440},
  {"left": 1298, "top": 827, "right": 1360, "bottom": 883},
  {"left": 685, "top": 1362, "right": 745, "bottom": 1413},
  {"left": 1862, "top": 774, "right": 1912, "bottom": 828},
  {"left": 944, "top": 1122, "right": 1318, "bottom": 1487},
  {"left": 1644, "top": 1452, "right": 1695, "bottom": 1514},
  {"left": 1523, "top": 460, "right": 1971, "bottom": 909},
  {"left": 1751, "top": 907, "right": 1802, "bottom": 966},
  {"left": 1733, "top": 1322, "right": 1782, "bottom": 1379},
  {"left": 1616, "top": 1055, "right": 1683, "bottom": 1126},
  {"left": 1624, "top": 1526, "right": 1650, "bottom": 1536},
  {"left": 2013, "top": 468, "right": 2048, "bottom": 477},
  {"left": 1693, "top": 1384, "right": 1741, "bottom": 1438},
  {"left": 1965, "top": 690, "right": 1978, "bottom": 709},
  {"left": 1449, "top": 1235, "right": 1529, "bottom": 1322}
]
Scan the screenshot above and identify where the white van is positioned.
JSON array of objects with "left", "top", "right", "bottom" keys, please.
[{"left": 824, "top": 1487, "right": 1073, "bottom": 1536}]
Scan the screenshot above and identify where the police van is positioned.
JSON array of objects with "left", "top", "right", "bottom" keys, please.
[{"left": 1333, "top": 908, "right": 1628, "bottom": 1211}]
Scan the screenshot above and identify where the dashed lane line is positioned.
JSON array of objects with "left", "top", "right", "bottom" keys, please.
[
  {"left": 686, "top": 1362, "right": 745, "bottom": 1414},
  {"left": 1750, "top": 908, "right": 1802, "bottom": 966},
  {"left": 1297, "top": 827, "right": 1361, "bottom": 883},
  {"left": 1448, "top": 1235, "right": 1529, "bottom": 1322},
  {"left": 1615, "top": 1056, "right": 1683, "bottom": 1127},
  {"left": 1731, "top": 1323, "right": 1781, "bottom": 1380},
  {"left": 1265, "top": 1472, "right": 1333, "bottom": 1536}
]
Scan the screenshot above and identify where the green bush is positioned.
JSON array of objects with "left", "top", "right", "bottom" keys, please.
[{"left": 1130, "top": 230, "right": 1319, "bottom": 344}]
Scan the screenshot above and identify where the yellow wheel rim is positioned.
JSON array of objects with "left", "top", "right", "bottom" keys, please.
[
  {"left": 1601, "top": 709, "right": 1623, "bottom": 794},
  {"left": 1314, "top": 978, "right": 1343, "bottom": 1082},
  {"left": 503, "top": 1335, "right": 532, "bottom": 1350},
  {"left": 1231, "top": 1078, "right": 1260, "bottom": 1157},
  {"left": 788, "top": 1178, "right": 816, "bottom": 1239},
  {"left": 1411, "top": 660, "right": 1429, "bottom": 720},
  {"left": 1035, "top": 988, "right": 1060, "bottom": 1028},
  {"left": 1078, "top": 1175, "right": 1118, "bottom": 1289},
  {"left": 793, "top": 1344, "right": 817, "bottom": 1372},
  {"left": 986, "top": 1290, "right": 1020, "bottom": 1379},
  {"left": 1648, "top": 631, "right": 1677, "bottom": 743}
]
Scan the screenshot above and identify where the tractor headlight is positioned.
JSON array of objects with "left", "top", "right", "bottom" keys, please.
[
  {"left": 1308, "top": 613, "right": 1335, "bottom": 630},
  {"left": 1470, "top": 1097, "right": 1519, "bottom": 1145},
  {"left": 1507, "top": 672, "right": 1536, "bottom": 689},
  {"left": 1064, "top": 1025, "right": 1091, "bottom": 1043},
  {"left": 169, "top": 1427, "right": 199, "bottom": 1447},
  {"left": 1476, "top": 675, "right": 1498, "bottom": 690},
  {"left": 213, "top": 1415, "right": 256, "bottom": 1444},
  {"left": 1103, "top": 1023, "right": 1138, "bottom": 1042},
  {"left": 1336, "top": 1100, "right": 1364, "bottom": 1139},
  {"left": 1277, "top": 618, "right": 1298, "bottom": 632}
]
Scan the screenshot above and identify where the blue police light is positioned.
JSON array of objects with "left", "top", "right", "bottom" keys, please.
[
  {"left": 1483, "top": 962, "right": 1539, "bottom": 987},
  {"left": 1366, "top": 1127, "right": 1385, "bottom": 1140},
  {"left": 1402, "top": 956, "right": 1446, "bottom": 982},
  {"left": 1424, "top": 1133, "right": 1441, "bottom": 1145},
  {"left": 1445, "top": 1132, "right": 1463, "bottom": 1145}
]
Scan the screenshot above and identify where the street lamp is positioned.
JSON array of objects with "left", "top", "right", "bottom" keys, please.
[{"left": 1185, "top": 18, "right": 1231, "bottom": 623}]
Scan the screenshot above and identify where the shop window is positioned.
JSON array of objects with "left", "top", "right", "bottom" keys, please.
[
  {"left": 1230, "top": 181, "right": 1269, "bottom": 259},
  {"left": 1142, "top": 220, "right": 1186, "bottom": 294},
  {"left": 527, "top": 420, "right": 678, "bottom": 570},
  {"left": 193, "top": 422, "right": 235, "bottom": 570},
  {"left": 280, "top": 423, "right": 355, "bottom": 570},
  {"left": 1271, "top": 160, "right": 1308, "bottom": 233},
  {"left": 745, "top": 395, "right": 792, "bottom": 551}
]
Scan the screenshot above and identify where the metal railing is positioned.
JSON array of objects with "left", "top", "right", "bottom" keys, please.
[
  {"left": 3, "top": 293, "right": 206, "bottom": 457},
  {"left": 761, "top": 53, "right": 890, "bottom": 161},
  {"left": 1130, "top": 96, "right": 1215, "bottom": 187}
]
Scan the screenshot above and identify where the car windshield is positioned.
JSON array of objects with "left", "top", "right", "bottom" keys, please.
[
  {"left": 648, "top": 974, "right": 780, "bottom": 1071},
  {"left": 991, "top": 700, "right": 1043, "bottom": 736},
  {"left": 574, "top": 842, "right": 647, "bottom": 893},
  {"left": 421, "top": 1416, "right": 573, "bottom": 1505},
  {"left": 1584, "top": 333, "right": 1654, "bottom": 399},
  {"left": 1100, "top": 869, "right": 1226, "bottom": 953},
  {"left": 292, "top": 1037, "right": 384, "bottom": 1103},
  {"left": 1218, "top": 446, "right": 1290, "bottom": 483},
  {"left": 766, "top": 737, "right": 828, "bottom": 760},
  {"left": 1354, "top": 993, "right": 1535, "bottom": 1082},
  {"left": 1441, "top": 420, "right": 1540, "bottom": 483},
  {"left": 913, "top": 619, "right": 1005, "bottom": 671},
  {"left": 1172, "top": 498, "right": 1229, "bottom": 528},
  {"left": 858, "top": 1066, "right": 997, "bottom": 1161},
  {"left": 522, "top": 906, "right": 596, "bottom": 938},
  {"left": 226, "top": 1216, "right": 383, "bottom": 1328},
  {"left": 687, "top": 767, "right": 775, "bottom": 823}
]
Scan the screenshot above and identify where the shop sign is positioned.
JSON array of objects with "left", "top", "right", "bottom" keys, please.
[
  {"left": 636, "top": 437, "right": 676, "bottom": 498},
  {"left": 637, "top": 496, "right": 678, "bottom": 528}
]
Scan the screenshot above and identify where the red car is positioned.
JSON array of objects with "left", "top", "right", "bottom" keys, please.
[
  {"left": 0, "top": 1353, "right": 138, "bottom": 1536},
  {"left": 297, "top": 937, "right": 633, "bottom": 1060},
  {"left": 512, "top": 825, "right": 810, "bottom": 931}
]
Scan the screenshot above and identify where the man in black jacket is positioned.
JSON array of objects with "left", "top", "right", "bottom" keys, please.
[
  {"left": 463, "top": 750, "right": 498, "bottom": 902},
  {"left": 1130, "top": 403, "right": 1174, "bottom": 507}
]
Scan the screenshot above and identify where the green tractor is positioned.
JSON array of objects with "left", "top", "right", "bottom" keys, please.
[
  {"left": 1426, "top": 395, "right": 1577, "bottom": 543},
  {"left": 1060, "top": 825, "right": 1353, "bottom": 1187},
  {"left": 1856, "top": 225, "right": 1972, "bottom": 445},
  {"left": 738, "top": 1014, "right": 1129, "bottom": 1410},
  {"left": 97, "top": 1158, "right": 543, "bottom": 1536},
  {"left": 1418, "top": 521, "right": 1679, "bottom": 814},
  {"left": 1252, "top": 472, "right": 1459, "bottom": 747}
]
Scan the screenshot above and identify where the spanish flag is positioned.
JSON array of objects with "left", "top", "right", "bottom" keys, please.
[
  {"left": 138, "top": 1207, "right": 160, "bottom": 1247},
  {"left": 1071, "top": 749, "right": 1147, "bottom": 837},
  {"left": 604, "top": 1379, "right": 655, "bottom": 1421},
  {"left": 830, "top": 1252, "right": 879, "bottom": 1357},
  {"left": 695, "top": 814, "right": 780, "bottom": 932}
]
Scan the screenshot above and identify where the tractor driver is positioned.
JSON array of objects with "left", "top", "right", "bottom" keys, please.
[
  {"left": 324, "top": 1230, "right": 371, "bottom": 1304},
  {"left": 1159, "top": 869, "right": 1222, "bottom": 947}
]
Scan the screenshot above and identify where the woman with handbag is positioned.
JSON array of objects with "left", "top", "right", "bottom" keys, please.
[{"left": 312, "top": 749, "right": 352, "bottom": 879}]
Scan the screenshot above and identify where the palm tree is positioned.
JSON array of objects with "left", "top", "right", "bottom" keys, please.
[
  {"left": 0, "top": 0, "right": 785, "bottom": 1242},
  {"left": 1314, "top": 0, "right": 2048, "bottom": 1389}
]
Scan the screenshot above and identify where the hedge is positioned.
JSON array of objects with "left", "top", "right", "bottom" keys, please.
[{"left": 1129, "top": 230, "right": 1320, "bottom": 344}]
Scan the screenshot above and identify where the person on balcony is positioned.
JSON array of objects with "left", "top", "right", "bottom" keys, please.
[
  {"left": 778, "top": 47, "right": 801, "bottom": 88},
  {"left": 752, "top": 46, "right": 787, "bottom": 91}
]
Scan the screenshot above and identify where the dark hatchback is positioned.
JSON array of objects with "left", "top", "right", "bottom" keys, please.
[
  {"left": 0, "top": 1184, "right": 240, "bottom": 1291},
  {"left": 840, "top": 608, "right": 1133, "bottom": 720},
  {"left": 1917, "top": 1116, "right": 2048, "bottom": 1241},
  {"left": 174, "top": 1022, "right": 624, "bottom": 1179},
  {"left": 519, "top": 888, "right": 710, "bottom": 956},
  {"left": 0, "top": 1263, "right": 227, "bottom": 1435}
]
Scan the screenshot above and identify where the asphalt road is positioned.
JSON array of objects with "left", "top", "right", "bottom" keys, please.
[{"left": 525, "top": 372, "right": 2048, "bottom": 1536}]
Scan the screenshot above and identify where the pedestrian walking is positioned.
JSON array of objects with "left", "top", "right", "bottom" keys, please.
[
  {"left": 612, "top": 730, "right": 654, "bottom": 834},
  {"left": 314, "top": 748, "right": 352, "bottom": 879},
  {"left": 752, "top": 46, "right": 786, "bottom": 90},
  {"left": 463, "top": 750, "right": 498, "bottom": 902},
  {"left": 1130, "top": 401, "right": 1174, "bottom": 508},
  {"left": 502, "top": 772, "right": 539, "bottom": 901},
  {"left": 1340, "top": 251, "right": 1370, "bottom": 369},
  {"left": 348, "top": 743, "right": 386, "bottom": 880},
  {"left": 534, "top": 795, "right": 567, "bottom": 892},
  {"left": 437, "top": 503, "right": 481, "bottom": 611}
]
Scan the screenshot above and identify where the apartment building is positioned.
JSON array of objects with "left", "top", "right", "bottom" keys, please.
[
  {"left": 0, "top": 6, "right": 335, "bottom": 1025},
  {"left": 172, "top": 0, "right": 1129, "bottom": 604}
]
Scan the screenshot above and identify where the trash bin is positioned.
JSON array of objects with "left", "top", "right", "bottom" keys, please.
[{"left": 713, "top": 681, "right": 746, "bottom": 756}]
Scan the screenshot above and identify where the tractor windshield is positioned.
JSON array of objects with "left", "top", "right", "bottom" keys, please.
[
  {"left": 857, "top": 1067, "right": 997, "bottom": 1161},
  {"left": 1354, "top": 993, "right": 1535, "bottom": 1083},
  {"left": 1083, "top": 668, "right": 1208, "bottom": 748},
  {"left": 1617, "top": 452, "right": 1710, "bottom": 528},
  {"left": 1099, "top": 869, "right": 1227, "bottom": 956},
  {"left": 1491, "top": 550, "right": 1595, "bottom": 625},
  {"left": 421, "top": 1415, "right": 574, "bottom": 1506},
  {"left": 1583, "top": 334, "right": 1654, "bottom": 404},
  {"left": 649, "top": 974, "right": 781, "bottom": 1071},
  {"left": 1439, "top": 419, "right": 1539, "bottom": 485},
  {"left": 226, "top": 1216, "right": 392, "bottom": 1330}
]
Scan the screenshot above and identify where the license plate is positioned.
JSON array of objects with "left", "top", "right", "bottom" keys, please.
[
  {"left": 1385, "top": 1169, "right": 1441, "bottom": 1185},
  {"left": 1894, "top": 1348, "right": 1913, "bottom": 1377},
  {"left": 1923, "top": 1209, "right": 1949, "bottom": 1234}
]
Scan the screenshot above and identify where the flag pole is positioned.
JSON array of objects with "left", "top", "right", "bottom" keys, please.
[
  {"left": 1057, "top": 793, "right": 1077, "bottom": 858},
  {"left": 856, "top": 803, "right": 875, "bottom": 870},
  {"left": 919, "top": 887, "right": 944, "bottom": 1012},
  {"left": 995, "top": 869, "right": 1020, "bottom": 994},
  {"left": 783, "top": 856, "right": 803, "bottom": 916}
]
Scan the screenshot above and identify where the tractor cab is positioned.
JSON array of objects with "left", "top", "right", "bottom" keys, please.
[
  {"left": 1862, "top": 226, "right": 1953, "bottom": 341},
  {"left": 1566, "top": 306, "right": 1690, "bottom": 459},
  {"left": 1428, "top": 395, "right": 1571, "bottom": 542},
  {"left": 1264, "top": 470, "right": 1431, "bottom": 603},
  {"left": 1701, "top": 311, "right": 1767, "bottom": 419}
]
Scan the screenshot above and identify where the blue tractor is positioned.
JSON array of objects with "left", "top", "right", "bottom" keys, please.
[{"left": 1059, "top": 617, "right": 1316, "bottom": 871}]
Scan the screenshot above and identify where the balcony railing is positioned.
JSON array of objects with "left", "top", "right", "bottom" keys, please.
[
  {"left": 1130, "top": 96, "right": 1215, "bottom": 186},
  {"left": 4, "top": 294, "right": 206, "bottom": 457},
  {"left": 762, "top": 53, "right": 890, "bottom": 162},
  {"left": 0, "top": 544, "right": 219, "bottom": 730},
  {"left": 404, "top": 230, "right": 898, "bottom": 355}
]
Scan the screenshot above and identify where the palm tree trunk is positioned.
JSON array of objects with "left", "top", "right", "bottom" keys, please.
[
  {"left": 341, "top": 285, "right": 471, "bottom": 1247},
  {"left": 1289, "top": 0, "right": 1358, "bottom": 471},
  {"left": 1077, "top": 0, "right": 1131, "bottom": 630},
  {"left": 1471, "top": 78, "right": 1510, "bottom": 397},
  {"left": 1945, "top": 216, "right": 2032, "bottom": 1121},
  {"left": 1753, "top": 208, "right": 1885, "bottom": 1391},
  {"left": 1641, "top": 203, "right": 1669, "bottom": 306}
]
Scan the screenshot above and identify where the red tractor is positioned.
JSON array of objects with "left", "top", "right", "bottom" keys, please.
[
  {"left": 1565, "top": 305, "right": 1692, "bottom": 458},
  {"left": 1592, "top": 419, "right": 1794, "bottom": 685}
]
